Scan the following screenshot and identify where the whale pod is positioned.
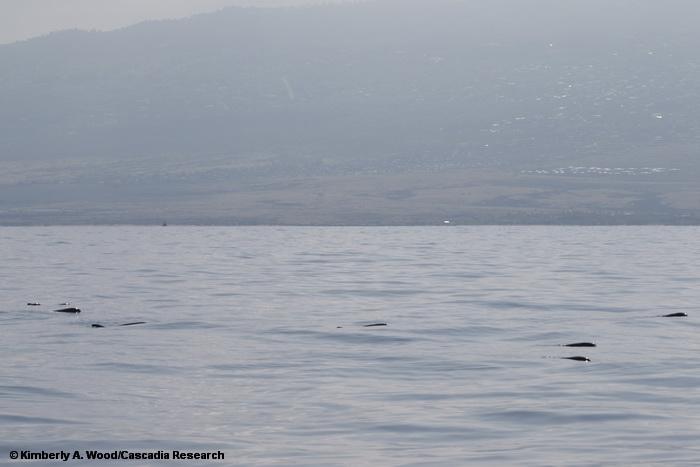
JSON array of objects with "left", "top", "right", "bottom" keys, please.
[
  {"left": 563, "top": 342, "right": 596, "bottom": 347},
  {"left": 662, "top": 312, "right": 687, "bottom": 318},
  {"left": 91, "top": 324, "right": 105, "bottom": 328},
  {"left": 562, "top": 356, "right": 591, "bottom": 362},
  {"left": 27, "top": 302, "right": 41, "bottom": 306},
  {"left": 54, "top": 307, "right": 81, "bottom": 313}
]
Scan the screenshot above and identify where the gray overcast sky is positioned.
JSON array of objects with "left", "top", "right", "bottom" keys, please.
[{"left": 0, "top": 0, "right": 347, "bottom": 44}]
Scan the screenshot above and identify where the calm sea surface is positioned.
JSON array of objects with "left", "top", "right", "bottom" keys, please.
[{"left": 1, "top": 226, "right": 699, "bottom": 466}]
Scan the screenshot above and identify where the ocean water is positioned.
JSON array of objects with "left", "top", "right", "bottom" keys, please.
[{"left": 1, "top": 226, "right": 699, "bottom": 466}]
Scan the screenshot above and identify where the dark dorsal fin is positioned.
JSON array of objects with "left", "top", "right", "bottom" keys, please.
[{"left": 562, "top": 356, "right": 591, "bottom": 362}]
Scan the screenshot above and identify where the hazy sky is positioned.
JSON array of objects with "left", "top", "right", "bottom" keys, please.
[{"left": 0, "top": 0, "right": 346, "bottom": 44}]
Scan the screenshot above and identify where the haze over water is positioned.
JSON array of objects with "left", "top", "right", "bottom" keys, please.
[{"left": 2, "top": 226, "right": 699, "bottom": 465}]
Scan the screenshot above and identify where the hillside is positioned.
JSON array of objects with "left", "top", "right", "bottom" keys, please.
[{"left": 1, "top": 0, "right": 699, "bottom": 224}]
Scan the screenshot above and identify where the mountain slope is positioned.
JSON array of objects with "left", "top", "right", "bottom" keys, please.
[{"left": 1, "top": 0, "right": 699, "bottom": 224}]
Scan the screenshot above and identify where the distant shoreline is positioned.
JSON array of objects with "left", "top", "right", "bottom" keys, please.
[{"left": 2, "top": 222, "right": 700, "bottom": 227}]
